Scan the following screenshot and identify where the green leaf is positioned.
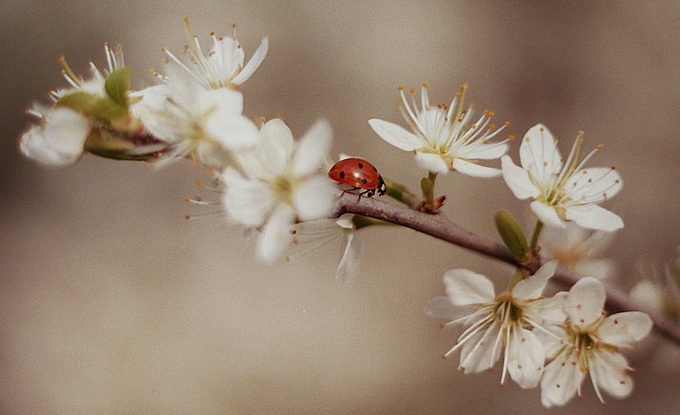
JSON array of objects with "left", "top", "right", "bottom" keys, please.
[{"left": 104, "top": 67, "right": 132, "bottom": 108}]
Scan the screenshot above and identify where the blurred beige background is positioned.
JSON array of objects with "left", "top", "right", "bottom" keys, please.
[{"left": 2, "top": 1, "right": 680, "bottom": 414}]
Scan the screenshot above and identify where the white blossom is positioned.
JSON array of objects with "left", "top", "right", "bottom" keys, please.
[
  {"left": 19, "top": 44, "right": 125, "bottom": 166},
  {"left": 369, "top": 83, "right": 509, "bottom": 176},
  {"left": 539, "top": 277, "right": 652, "bottom": 407},
  {"left": 221, "top": 118, "right": 337, "bottom": 262},
  {"left": 424, "top": 262, "right": 563, "bottom": 388},
  {"left": 131, "top": 66, "right": 259, "bottom": 168},
  {"left": 540, "top": 223, "right": 618, "bottom": 281},
  {"left": 19, "top": 106, "right": 90, "bottom": 166},
  {"left": 163, "top": 18, "right": 268, "bottom": 90},
  {"left": 502, "top": 124, "right": 623, "bottom": 231}
]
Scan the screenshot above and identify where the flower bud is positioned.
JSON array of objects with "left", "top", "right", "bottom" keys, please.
[{"left": 495, "top": 210, "right": 530, "bottom": 263}]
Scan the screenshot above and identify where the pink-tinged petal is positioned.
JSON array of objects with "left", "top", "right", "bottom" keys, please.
[
  {"left": 443, "top": 269, "right": 496, "bottom": 306},
  {"left": 292, "top": 175, "right": 337, "bottom": 221},
  {"left": 222, "top": 167, "right": 274, "bottom": 226},
  {"left": 414, "top": 152, "right": 449, "bottom": 174},
  {"left": 258, "top": 204, "right": 296, "bottom": 263},
  {"left": 565, "top": 204, "right": 624, "bottom": 231},
  {"left": 599, "top": 312, "right": 653, "bottom": 346},
  {"left": 565, "top": 167, "right": 623, "bottom": 203},
  {"left": 368, "top": 119, "right": 423, "bottom": 151},
  {"left": 589, "top": 351, "right": 634, "bottom": 400},
  {"left": 540, "top": 349, "right": 583, "bottom": 407},
  {"left": 231, "top": 37, "right": 269, "bottom": 85},
  {"left": 564, "top": 277, "right": 606, "bottom": 325},
  {"left": 293, "top": 118, "right": 333, "bottom": 177},
  {"left": 501, "top": 155, "right": 539, "bottom": 199},
  {"left": 530, "top": 200, "right": 566, "bottom": 228},
  {"left": 507, "top": 328, "right": 544, "bottom": 389},
  {"left": 452, "top": 158, "right": 502, "bottom": 178},
  {"left": 519, "top": 124, "right": 563, "bottom": 184},
  {"left": 459, "top": 324, "right": 501, "bottom": 373},
  {"left": 512, "top": 261, "right": 557, "bottom": 299}
]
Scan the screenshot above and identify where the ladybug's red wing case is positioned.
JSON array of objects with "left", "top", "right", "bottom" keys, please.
[{"left": 328, "top": 157, "right": 386, "bottom": 197}]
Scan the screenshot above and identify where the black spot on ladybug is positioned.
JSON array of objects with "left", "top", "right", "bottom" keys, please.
[
  {"left": 357, "top": 162, "right": 364, "bottom": 169},
  {"left": 339, "top": 171, "right": 346, "bottom": 179}
]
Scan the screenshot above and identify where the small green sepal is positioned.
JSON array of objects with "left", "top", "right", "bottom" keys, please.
[
  {"left": 104, "top": 67, "right": 132, "bottom": 108},
  {"left": 55, "top": 91, "right": 126, "bottom": 124}
]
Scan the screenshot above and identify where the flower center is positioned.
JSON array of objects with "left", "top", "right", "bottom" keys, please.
[{"left": 272, "top": 176, "right": 295, "bottom": 204}]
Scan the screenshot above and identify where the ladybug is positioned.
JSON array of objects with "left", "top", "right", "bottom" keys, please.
[{"left": 328, "top": 157, "right": 386, "bottom": 198}]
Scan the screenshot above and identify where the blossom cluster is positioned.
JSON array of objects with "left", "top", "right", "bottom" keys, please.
[
  {"left": 19, "top": 19, "right": 338, "bottom": 262},
  {"left": 18, "top": 19, "right": 658, "bottom": 409},
  {"left": 425, "top": 263, "right": 652, "bottom": 407}
]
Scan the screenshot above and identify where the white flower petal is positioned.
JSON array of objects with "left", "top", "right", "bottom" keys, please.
[
  {"left": 519, "top": 123, "right": 563, "bottom": 185},
  {"left": 20, "top": 108, "right": 90, "bottom": 166},
  {"left": 564, "top": 277, "right": 605, "bottom": 325},
  {"left": 232, "top": 37, "right": 269, "bottom": 85},
  {"left": 368, "top": 119, "right": 423, "bottom": 151},
  {"left": 452, "top": 158, "right": 501, "bottom": 178},
  {"left": 258, "top": 204, "right": 296, "bottom": 263},
  {"left": 222, "top": 167, "right": 274, "bottom": 226},
  {"left": 414, "top": 152, "right": 449, "bottom": 174},
  {"left": 507, "top": 328, "right": 544, "bottom": 389},
  {"left": 443, "top": 269, "right": 495, "bottom": 306},
  {"left": 532, "top": 292, "right": 568, "bottom": 328},
  {"left": 599, "top": 312, "right": 653, "bottom": 346},
  {"left": 254, "top": 119, "right": 295, "bottom": 175},
  {"left": 293, "top": 118, "right": 332, "bottom": 177},
  {"left": 459, "top": 324, "right": 501, "bottom": 373},
  {"left": 423, "top": 296, "right": 461, "bottom": 321},
  {"left": 565, "top": 167, "right": 623, "bottom": 202},
  {"left": 199, "top": 88, "right": 244, "bottom": 115},
  {"left": 533, "top": 316, "right": 568, "bottom": 357},
  {"left": 292, "top": 175, "right": 337, "bottom": 221},
  {"left": 530, "top": 200, "right": 566, "bottom": 228},
  {"left": 501, "top": 155, "right": 539, "bottom": 199},
  {"left": 541, "top": 350, "right": 583, "bottom": 407},
  {"left": 512, "top": 261, "right": 557, "bottom": 299},
  {"left": 461, "top": 141, "right": 509, "bottom": 160},
  {"left": 565, "top": 204, "right": 624, "bottom": 231},
  {"left": 206, "top": 113, "right": 260, "bottom": 152},
  {"left": 629, "top": 280, "right": 665, "bottom": 312},
  {"left": 589, "top": 351, "right": 634, "bottom": 400}
]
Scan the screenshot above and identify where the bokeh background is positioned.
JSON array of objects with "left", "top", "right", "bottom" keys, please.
[{"left": 2, "top": 1, "right": 680, "bottom": 413}]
